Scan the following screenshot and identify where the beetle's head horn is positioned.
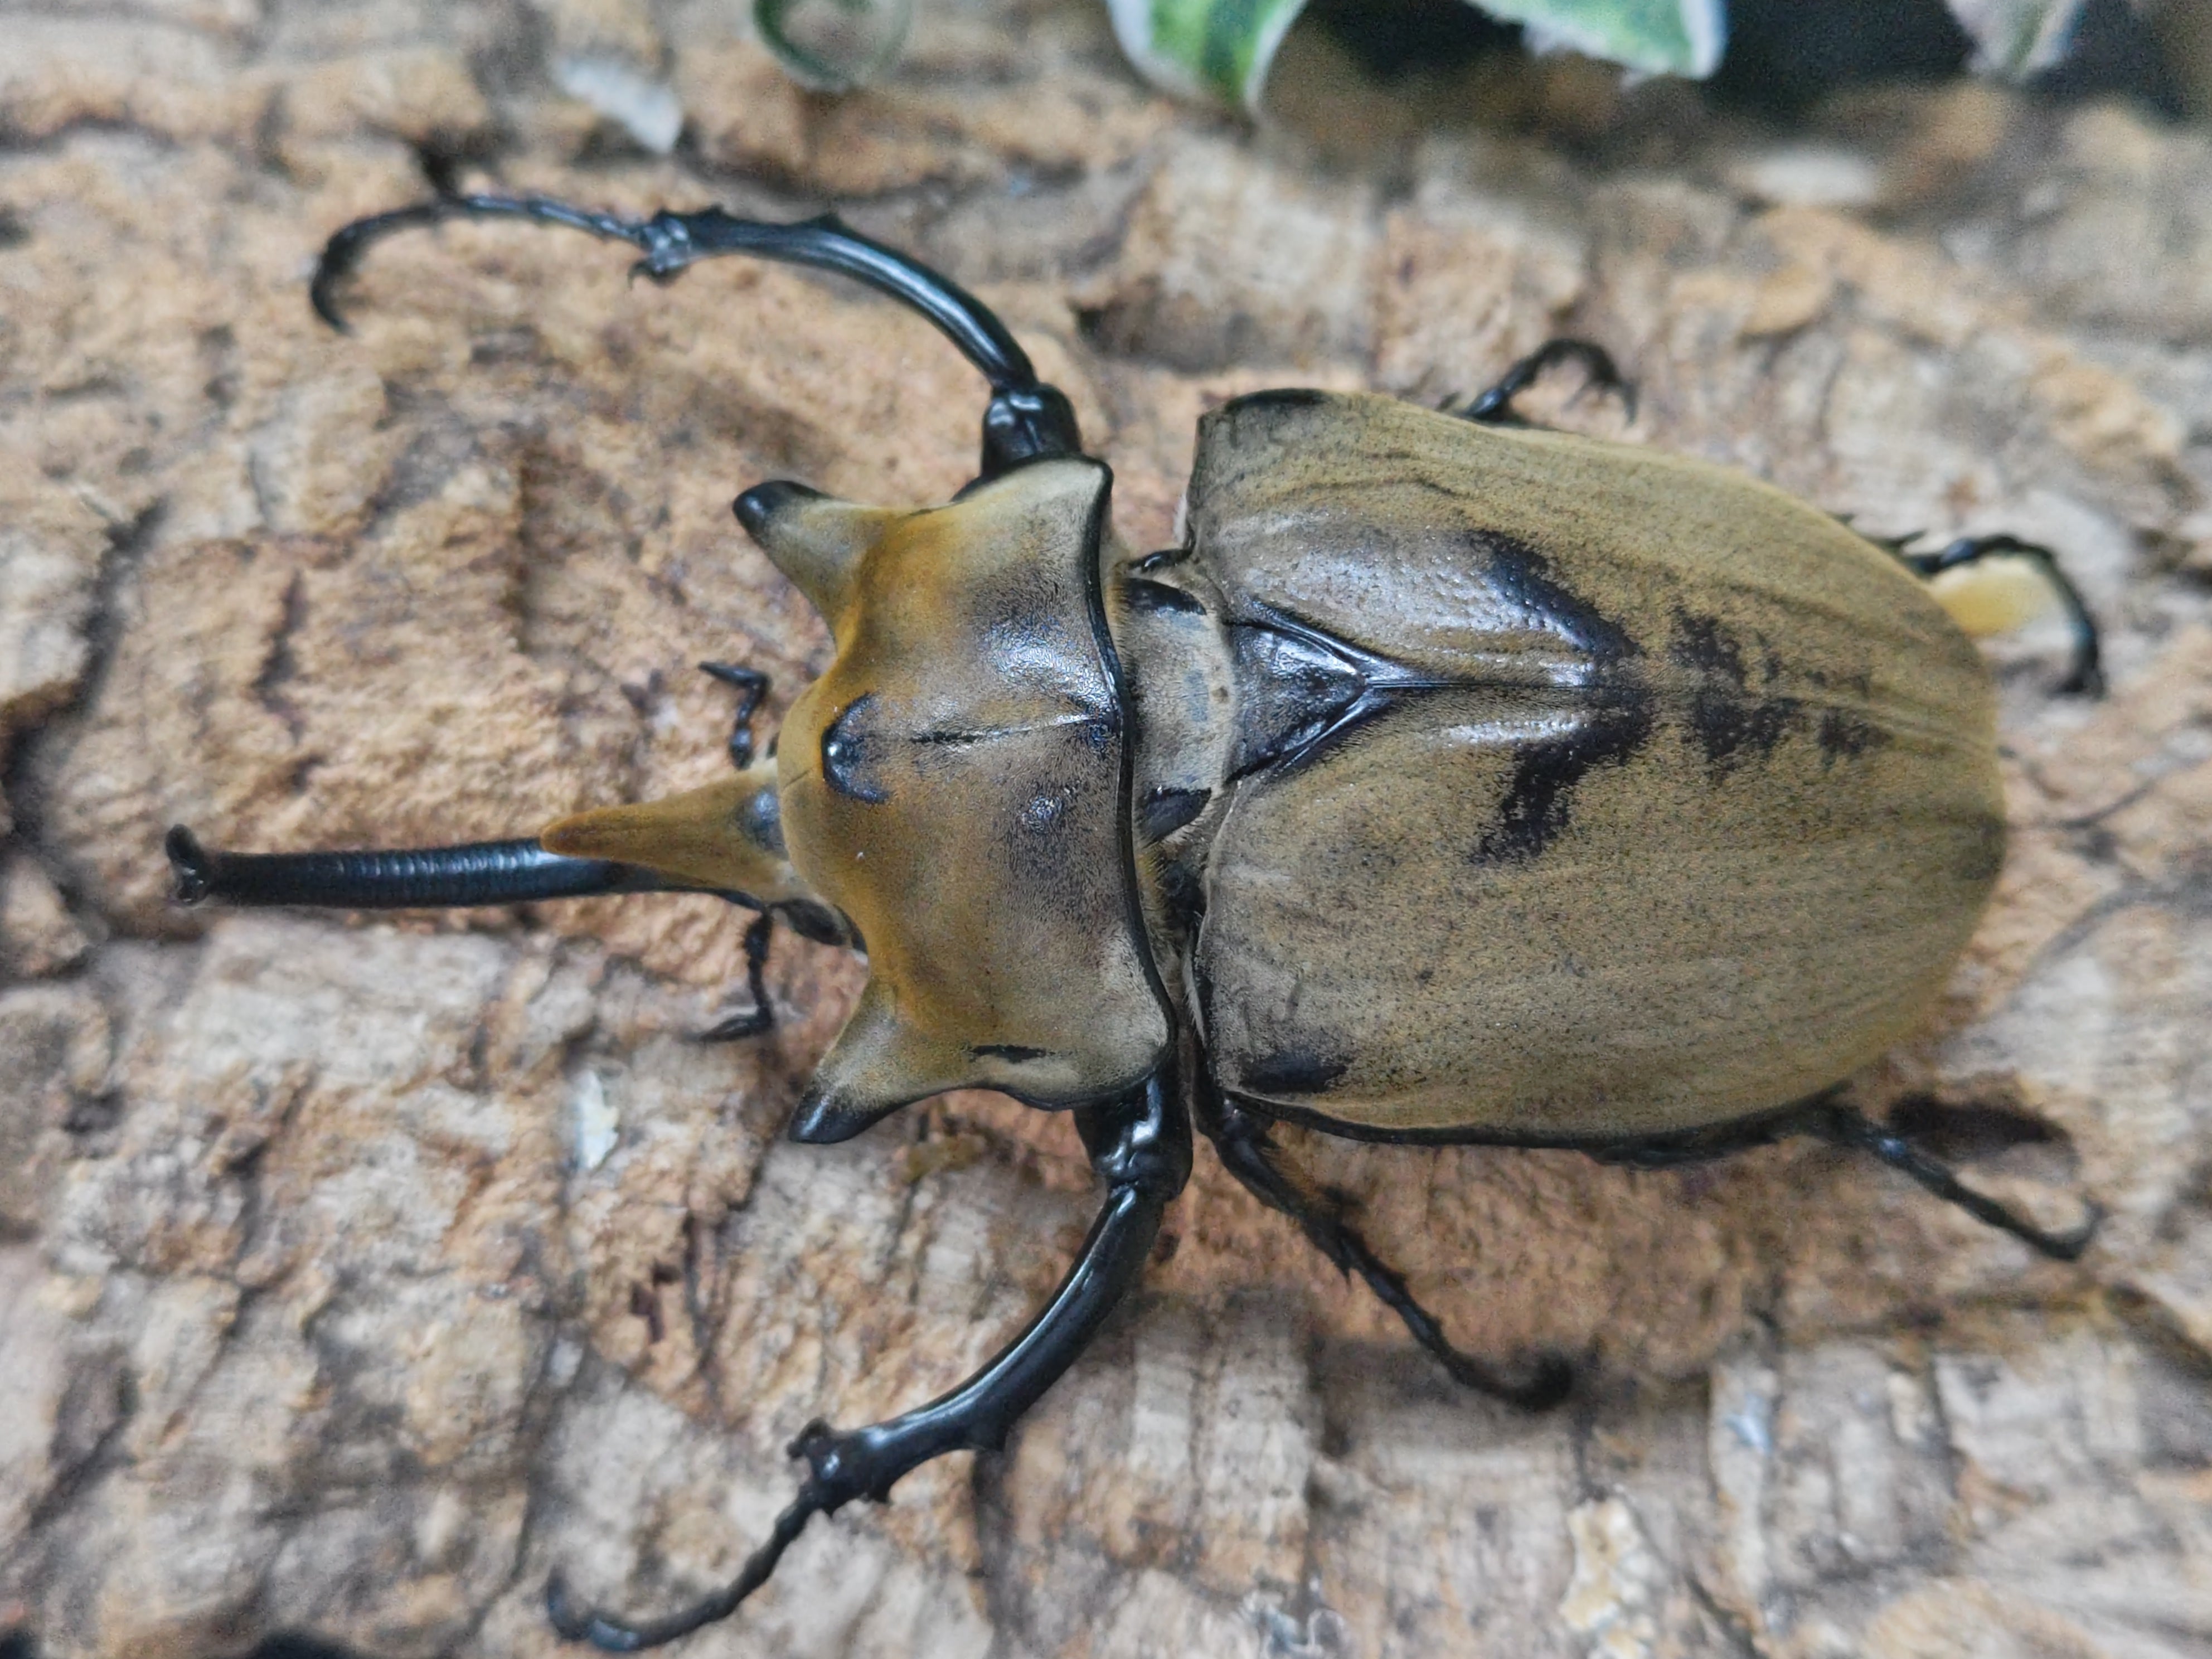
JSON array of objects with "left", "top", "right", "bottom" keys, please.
[{"left": 539, "top": 757, "right": 821, "bottom": 911}]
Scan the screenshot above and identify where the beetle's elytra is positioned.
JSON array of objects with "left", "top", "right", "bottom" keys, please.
[{"left": 166, "top": 193, "right": 2104, "bottom": 1651}]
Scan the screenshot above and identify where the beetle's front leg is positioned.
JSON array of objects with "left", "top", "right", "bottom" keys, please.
[
  {"left": 696, "top": 911, "right": 777, "bottom": 1042},
  {"left": 1195, "top": 1082, "right": 1571, "bottom": 1411},
  {"left": 698, "top": 661, "right": 771, "bottom": 769},
  {"left": 546, "top": 1065, "right": 1192, "bottom": 1651},
  {"left": 1459, "top": 338, "right": 1637, "bottom": 428}
]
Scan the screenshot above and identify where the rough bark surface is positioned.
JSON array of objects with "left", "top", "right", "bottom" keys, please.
[{"left": 2, "top": 6, "right": 2210, "bottom": 1657}]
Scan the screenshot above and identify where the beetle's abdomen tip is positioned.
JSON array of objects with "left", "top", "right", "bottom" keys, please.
[{"left": 164, "top": 825, "right": 213, "bottom": 905}]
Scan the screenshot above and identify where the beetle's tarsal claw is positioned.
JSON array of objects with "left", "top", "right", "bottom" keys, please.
[
  {"left": 2032, "top": 1199, "right": 2103, "bottom": 1263},
  {"left": 1461, "top": 338, "right": 1636, "bottom": 429},
  {"left": 165, "top": 825, "right": 214, "bottom": 905},
  {"left": 542, "top": 1485, "right": 828, "bottom": 1651}
]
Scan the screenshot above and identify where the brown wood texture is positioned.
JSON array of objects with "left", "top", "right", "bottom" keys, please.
[{"left": 2, "top": 5, "right": 2210, "bottom": 1656}]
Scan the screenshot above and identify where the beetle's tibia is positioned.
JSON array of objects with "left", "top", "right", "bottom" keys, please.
[
  {"left": 541, "top": 1067, "right": 1190, "bottom": 1648},
  {"left": 1199, "top": 1086, "right": 1572, "bottom": 1409}
]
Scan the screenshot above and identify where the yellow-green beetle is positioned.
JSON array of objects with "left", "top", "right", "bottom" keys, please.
[{"left": 166, "top": 194, "right": 2103, "bottom": 1651}]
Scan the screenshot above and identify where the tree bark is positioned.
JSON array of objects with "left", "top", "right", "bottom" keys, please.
[{"left": 2, "top": 7, "right": 2210, "bottom": 1657}]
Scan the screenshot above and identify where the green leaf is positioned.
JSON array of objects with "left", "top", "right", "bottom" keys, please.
[
  {"left": 754, "top": 0, "right": 914, "bottom": 91},
  {"left": 1107, "top": 0, "right": 1727, "bottom": 113}
]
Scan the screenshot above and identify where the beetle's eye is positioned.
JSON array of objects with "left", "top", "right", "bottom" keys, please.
[{"left": 821, "top": 694, "right": 890, "bottom": 803}]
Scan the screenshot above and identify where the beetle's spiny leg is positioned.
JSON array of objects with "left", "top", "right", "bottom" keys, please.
[
  {"left": 1461, "top": 339, "right": 1637, "bottom": 428},
  {"left": 1198, "top": 1087, "right": 1571, "bottom": 1410},
  {"left": 699, "top": 661, "right": 771, "bottom": 770},
  {"left": 307, "top": 193, "right": 1081, "bottom": 474},
  {"left": 696, "top": 911, "right": 777, "bottom": 1042},
  {"left": 1908, "top": 533, "right": 2104, "bottom": 697},
  {"left": 544, "top": 1065, "right": 1191, "bottom": 1648},
  {"left": 1813, "top": 1104, "right": 2102, "bottom": 1262}
]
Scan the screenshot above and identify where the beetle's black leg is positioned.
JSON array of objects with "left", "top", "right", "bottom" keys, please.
[
  {"left": 699, "top": 661, "right": 770, "bottom": 770},
  {"left": 545, "top": 1064, "right": 1191, "bottom": 1651},
  {"left": 1196, "top": 1085, "right": 1570, "bottom": 1410},
  {"left": 311, "top": 195, "right": 1081, "bottom": 477},
  {"left": 696, "top": 911, "right": 777, "bottom": 1042},
  {"left": 164, "top": 825, "right": 700, "bottom": 909},
  {"left": 1904, "top": 534, "right": 2104, "bottom": 696},
  {"left": 1810, "top": 1103, "right": 2102, "bottom": 1262},
  {"left": 1460, "top": 339, "right": 1637, "bottom": 428}
]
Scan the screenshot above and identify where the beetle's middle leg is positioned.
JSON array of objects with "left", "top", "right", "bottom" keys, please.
[
  {"left": 1808, "top": 1102, "right": 2102, "bottom": 1262},
  {"left": 1904, "top": 535, "right": 2104, "bottom": 696},
  {"left": 1458, "top": 339, "right": 1637, "bottom": 428},
  {"left": 1196, "top": 1084, "right": 1571, "bottom": 1411},
  {"left": 546, "top": 1063, "right": 1193, "bottom": 1651}
]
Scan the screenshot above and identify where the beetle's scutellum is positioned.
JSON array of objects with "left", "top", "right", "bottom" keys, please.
[{"left": 167, "top": 195, "right": 2104, "bottom": 1650}]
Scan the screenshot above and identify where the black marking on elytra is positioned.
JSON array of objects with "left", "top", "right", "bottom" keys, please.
[
  {"left": 1241, "top": 1042, "right": 1351, "bottom": 1098},
  {"left": 1472, "top": 530, "right": 1641, "bottom": 664},
  {"left": 1473, "top": 693, "right": 1656, "bottom": 864},
  {"left": 1139, "top": 786, "right": 1211, "bottom": 842},
  {"left": 1688, "top": 688, "right": 1801, "bottom": 773},
  {"left": 1672, "top": 609, "right": 1892, "bottom": 775},
  {"left": 1816, "top": 707, "right": 1889, "bottom": 762},
  {"left": 1670, "top": 611, "right": 1750, "bottom": 687},
  {"left": 973, "top": 1042, "right": 1050, "bottom": 1063},
  {"left": 1124, "top": 578, "right": 1205, "bottom": 615},
  {"left": 821, "top": 693, "right": 890, "bottom": 803}
]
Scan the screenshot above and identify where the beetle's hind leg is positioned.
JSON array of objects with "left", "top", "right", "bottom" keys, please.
[
  {"left": 1905, "top": 535, "right": 2104, "bottom": 696},
  {"left": 1458, "top": 339, "right": 1637, "bottom": 428},
  {"left": 1811, "top": 1103, "right": 2101, "bottom": 1262},
  {"left": 1197, "top": 1086, "right": 1570, "bottom": 1410},
  {"left": 696, "top": 911, "right": 777, "bottom": 1042},
  {"left": 545, "top": 1066, "right": 1193, "bottom": 1650}
]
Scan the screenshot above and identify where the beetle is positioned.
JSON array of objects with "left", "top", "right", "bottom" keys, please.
[{"left": 164, "top": 192, "right": 2104, "bottom": 1651}]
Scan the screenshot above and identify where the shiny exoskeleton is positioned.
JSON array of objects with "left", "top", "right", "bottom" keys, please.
[{"left": 167, "top": 194, "right": 2103, "bottom": 1650}]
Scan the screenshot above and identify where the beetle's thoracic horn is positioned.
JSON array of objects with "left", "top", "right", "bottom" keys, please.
[
  {"left": 730, "top": 481, "right": 892, "bottom": 625},
  {"left": 308, "top": 193, "right": 1084, "bottom": 477},
  {"left": 787, "top": 984, "right": 973, "bottom": 1143}
]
